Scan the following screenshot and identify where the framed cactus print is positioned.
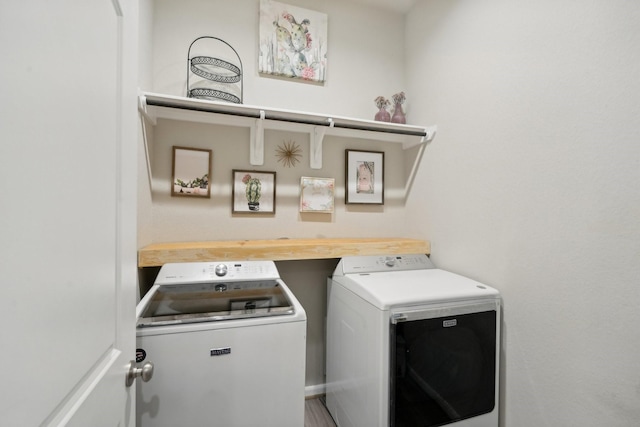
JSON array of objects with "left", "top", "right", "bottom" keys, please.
[
  {"left": 232, "top": 170, "right": 276, "bottom": 214},
  {"left": 345, "top": 149, "right": 384, "bottom": 205},
  {"left": 171, "top": 146, "right": 212, "bottom": 198}
]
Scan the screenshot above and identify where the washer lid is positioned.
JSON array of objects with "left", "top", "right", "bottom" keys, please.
[
  {"left": 137, "top": 279, "right": 295, "bottom": 327},
  {"left": 334, "top": 268, "right": 500, "bottom": 310},
  {"left": 138, "top": 260, "right": 295, "bottom": 327}
]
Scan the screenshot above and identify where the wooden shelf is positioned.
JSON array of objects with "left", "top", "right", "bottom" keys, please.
[{"left": 138, "top": 238, "right": 431, "bottom": 267}]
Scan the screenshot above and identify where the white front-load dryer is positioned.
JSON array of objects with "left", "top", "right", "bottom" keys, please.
[{"left": 326, "top": 254, "right": 500, "bottom": 427}]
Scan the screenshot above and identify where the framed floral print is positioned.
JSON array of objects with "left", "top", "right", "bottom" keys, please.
[{"left": 300, "top": 177, "right": 335, "bottom": 213}]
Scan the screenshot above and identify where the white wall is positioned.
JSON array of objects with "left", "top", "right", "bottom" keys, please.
[
  {"left": 276, "top": 258, "right": 339, "bottom": 395},
  {"left": 138, "top": 0, "right": 155, "bottom": 249},
  {"left": 148, "top": 0, "right": 405, "bottom": 117},
  {"left": 141, "top": 0, "right": 413, "bottom": 244},
  {"left": 405, "top": 1, "right": 640, "bottom": 425}
]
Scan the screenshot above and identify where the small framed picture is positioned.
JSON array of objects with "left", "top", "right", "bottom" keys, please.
[
  {"left": 172, "top": 146, "right": 212, "bottom": 198},
  {"left": 300, "top": 177, "right": 335, "bottom": 213},
  {"left": 232, "top": 170, "right": 276, "bottom": 214},
  {"left": 345, "top": 149, "right": 384, "bottom": 205}
]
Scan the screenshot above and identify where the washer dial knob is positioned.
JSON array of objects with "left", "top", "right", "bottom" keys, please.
[
  {"left": 214, "top": 264, "right": 228, "bottom": 277},
  {"left": 385, "top": 257, "right": 396, "bottom": 267}
]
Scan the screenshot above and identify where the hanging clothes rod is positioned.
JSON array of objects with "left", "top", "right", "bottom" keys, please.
[{"left": 332, "top": 121, "right": 427, "bottom": 137}]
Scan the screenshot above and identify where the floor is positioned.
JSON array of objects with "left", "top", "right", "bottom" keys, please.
[{"left": 305, "top": 397, "right": 336, "bottom": 427}]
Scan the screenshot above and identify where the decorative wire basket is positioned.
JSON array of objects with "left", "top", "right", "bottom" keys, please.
[{"left": 187, "top": 36, "right": 243, "bottom": 104}]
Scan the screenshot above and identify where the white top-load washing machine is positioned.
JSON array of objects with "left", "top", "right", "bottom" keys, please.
[
  {"left": 135, "top": 260, "right": 306, "bottom": 427},
  {"left": 326, "top": 254, "right": 500, "bottom": 427}
]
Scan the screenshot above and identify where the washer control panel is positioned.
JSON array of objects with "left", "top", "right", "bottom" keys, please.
[{"left": 155, "top": 261, "right": 280, "bottom": 284}]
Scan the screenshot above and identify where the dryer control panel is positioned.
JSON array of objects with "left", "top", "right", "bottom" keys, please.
[{"left": 334, "top": 254, "right": 435, "bottom": 276}]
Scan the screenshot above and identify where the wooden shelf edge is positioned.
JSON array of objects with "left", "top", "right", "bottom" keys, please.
[{"left": 138, "top": 238, "right": 431, "bottom": 267}]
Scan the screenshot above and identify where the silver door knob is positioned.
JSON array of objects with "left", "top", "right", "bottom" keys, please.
[{"left": 125, "top": 360, "right": 154, "bottom": 387}]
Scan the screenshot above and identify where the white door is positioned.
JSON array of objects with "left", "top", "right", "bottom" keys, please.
[{"left": 0, "top": 1, "right": 138, "bottom": 426}]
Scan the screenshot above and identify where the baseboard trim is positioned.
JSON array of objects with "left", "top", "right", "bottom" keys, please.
[{"left": 305, "top": 383, "right": 326, "bottom": 398}]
